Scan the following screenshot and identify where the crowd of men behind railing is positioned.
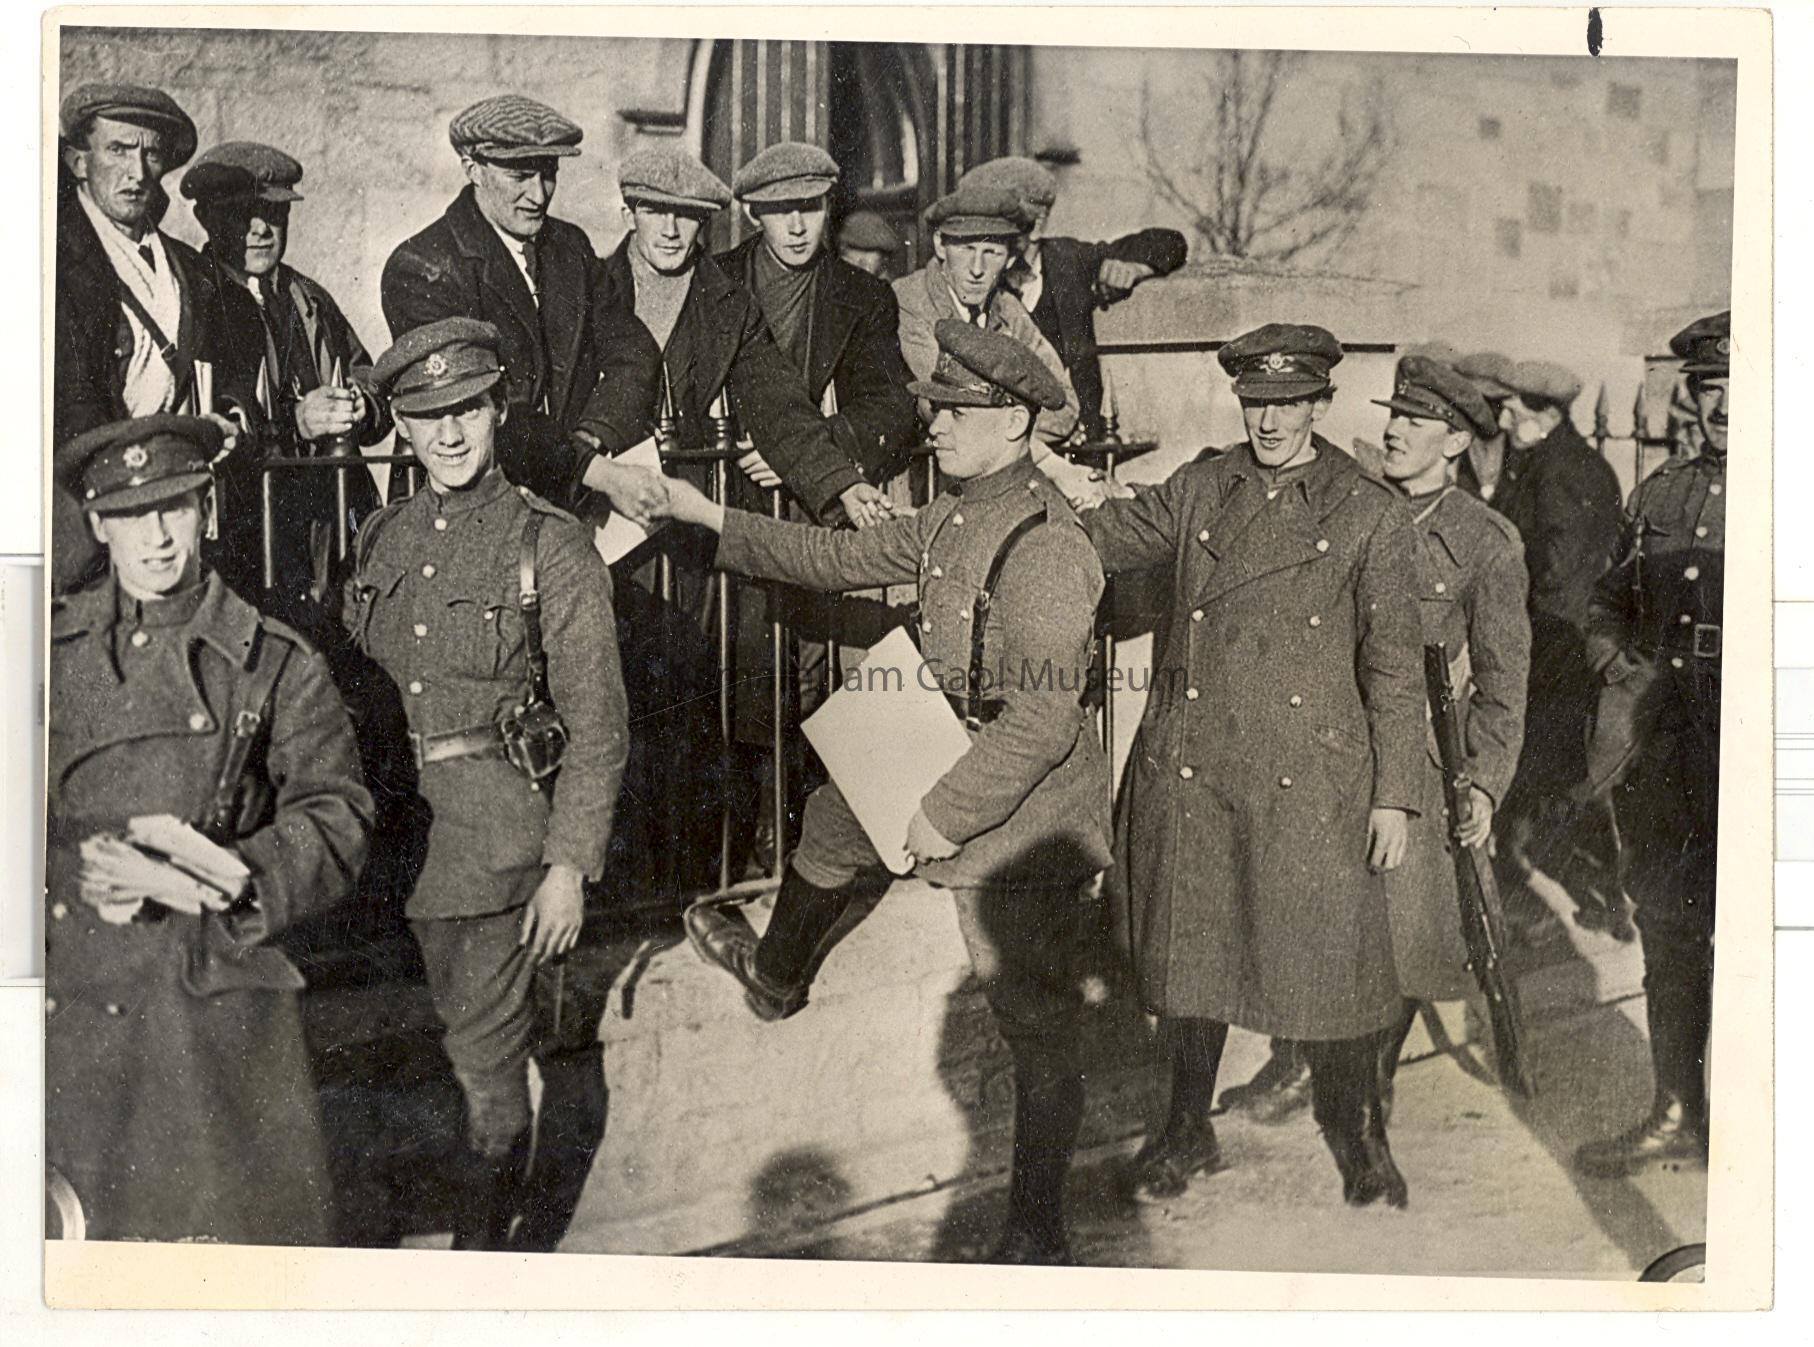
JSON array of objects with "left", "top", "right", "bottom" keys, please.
[{"left": 46, "top": 82, "right": 1726, "bottom": 1263}]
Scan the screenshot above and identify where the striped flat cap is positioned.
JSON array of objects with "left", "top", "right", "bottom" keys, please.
[
  {"left": 838, "top": 210, "right": 901, "bottom": 253},
  {"left": 619, "top": 147, "right": 732, "bottom": 212},
  {"left": 450, "top": 95, "right": 583, "bottom": 160}
]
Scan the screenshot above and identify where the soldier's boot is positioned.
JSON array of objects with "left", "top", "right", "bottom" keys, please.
[
  {"left": 1375, "top": 1000, "right": 1421, "bottom": 1128},
  {"left": 450, "top": 1137, "right": 526, "bottom": 1252},
  {"left": 1217, "top": 1038, "right": 1313, "bottom": 1124},
  {"left": 989, "top": 1052, "right": 1085, "bottom": 1266},
  {"left": 1575, "top": 950, "right": 1711, "bottom": 1178},
  {"left": 1130, "top": 1017, "right": 1229, "bottom": 1205},
  {"left": 1310, "top": 1036, "right": 1408, "bottom": 1209},
  {"left": 685, "top": 865, "right": 852, "bottom": 1021}
]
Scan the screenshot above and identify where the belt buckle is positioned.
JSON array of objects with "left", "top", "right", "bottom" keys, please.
[{"left": 1692, "top": 623, "right": 1721, "bottom": 658}]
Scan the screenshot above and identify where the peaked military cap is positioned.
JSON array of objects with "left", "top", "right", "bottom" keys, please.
[
  {"left": 373, "top": 318, "right": 505, "bottom": 415},
  {"left": 909, "top": 319, "right": 1068, "bottom": 412},
  {"left": 734, "top": 141, "right": 839, "bottom": 203},
  {"left": 619, "top": 147, "right": 732, "bottom": 212},
  {"left": 449, "top": 95, "right": 583, "bottom": 161},
  {"left": 1671, "top": 310, "right": 1731, "bottom": 377},
  {"left": 1373, "top": 355, "right": 1497, "bottom": 439},
  {"left": 180, "top": 141, "right": 305, "bottom": 205},
  {"left": 62, "top": 414, "right": 222, "bottom": 514},
  {"left": 1402, "top": 339, "right": 1462, "bottom": 366},
  {"left": 959, "top": 155, "right": 1059, "bottom": 209},
  {"left": 838, "top": 210, "right": 901, "bottom": 253},
  {"left": 1504, "top": 359, "right": 1583, "bottom": 407},
  {"left": 925, "top": 184, "right": 1034, "bottom": 240},
  {"left": 60, "top": 82, "right": 197, "bottom": 171},
  {"left": 1218, "top": 323, "right": 1344, "bottom": 399},
  {"left": 1454, "top": 350, "right": 1517, "bottom": 402}
]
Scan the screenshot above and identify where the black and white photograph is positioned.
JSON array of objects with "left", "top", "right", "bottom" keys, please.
[{"left": 36, "top": 3, "right": 1773, "bottom": 1311}]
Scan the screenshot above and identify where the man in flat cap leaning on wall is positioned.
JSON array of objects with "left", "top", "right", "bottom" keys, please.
[
  {"left": 55, "top": 82, "right": 264, "bottom": 595},
  {"left": 184, "top": 141, "right": 390, "bottom": 624},
  {"left": 960, "top": 155, "right": 1187, "bottom": 441},
  {"left": 382, "top": 94, "right": 663, "bottom": 516}
]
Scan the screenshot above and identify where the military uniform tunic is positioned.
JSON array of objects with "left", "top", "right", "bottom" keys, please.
[
  {"left": 1387, "top": 487, "right": 1531, "bottom": 999},
  {"left": 48, "top": 572, "right": 372, "bottom": 1244},
  {"left": 1083, "top": 439, "right": 1426, "bottom": 1039},
  {"left": 1584, "top": 450, "right": 1725, "bottom": 914}
]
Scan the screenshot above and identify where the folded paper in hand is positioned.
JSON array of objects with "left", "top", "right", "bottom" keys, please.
[
  {"left": 77, "top": 816, "right": 249, "bottom": 922},
  {"left": 801, "top": 626, "right": 972, "bottom": 874},
  {"left": 584, "top": 436, "right": 667, "bottom": 566}
]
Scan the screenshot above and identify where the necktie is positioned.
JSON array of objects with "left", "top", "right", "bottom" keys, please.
[
  {"left": 522, "top": 237, "right": 540, "bottom": 299},
  {"left": 138, "top": 242, "right": 156, "bottom": 273}
]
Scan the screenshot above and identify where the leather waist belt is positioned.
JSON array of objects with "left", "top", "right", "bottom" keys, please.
[
  {"left": 1644, "top": 622, "right": 1722, "bottom": 660},
  {"left": 945, "top": 691, "right": 1005, "bottom": 728},
  {"left": 410, "top": 721, "right": 506, "bottom": 768}
]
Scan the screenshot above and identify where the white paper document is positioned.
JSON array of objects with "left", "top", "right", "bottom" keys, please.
[
  {"left": 585, "top": 436, "right": 667, "bottom": 566},
  {"left": 801, "top": 626, "right": 973, "bottom": 874}
]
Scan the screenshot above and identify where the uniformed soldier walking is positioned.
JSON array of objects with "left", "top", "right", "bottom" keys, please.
[
  {"left": 1079, "top": 324, "right": 1427, "bottom": 1208},
  {"left": 661, "top": 321, "right": 1112, "bottom": 1265},
  {"left": 47, "top": 414, "right": 372, "bottom": 1244},
  {"left": 1574, "top": 311, "right": 1728, "bottom": 1177},
  {"left": 344, "top": 318, "right": 631, "bottom": 1248},
  {"left": 1371, "top": 357, "right": 1531, "bottom": 1099}
]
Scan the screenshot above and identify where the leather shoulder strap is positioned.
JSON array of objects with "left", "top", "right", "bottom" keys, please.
[
  {"left": 518, "top": 512, "right": 552, "bottom": 705},
  {"left": 196, "top": 625, "right": 290, "bottom": 842},
  {"left": 964, "top": 511, "right": 1046, "bottom": 728}
]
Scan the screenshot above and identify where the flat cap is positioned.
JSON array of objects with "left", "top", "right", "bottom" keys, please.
[
  {"left": 60, "top": 82, "right": 197, "bottom": 171},
  {"left": 373, "top": 317, "right": 505, "bottom": 415},
  {"left": 1504, "top": 359, "right": 1583, "bottom": 407},
  {"left": 1373, "top": 355, "right": 1498, "bottom": 439},
  {"left": 449, "top": 95, "right": 582, "bottom": 161},
  {"left": 838, "top": 210, "right": 900, "bottom": 253},
  {"left": 1671, "top": 310, "right": 1730, "bottom": 376},
  {"left": 959, "top": 155, "right": 1059, "bottom": 209},
  {"left": 909, "top": 319, "right": 1068, "bottom": 412},
  {"left": 1218, "top": 323, "right": 1345, "bottom": 399},
  {"left": 62, "top": 414, "right": 221, "bottom": 514},
  {"left": 925, "top": 184, "right": 1034, "bottom": 240},
  {"left": 734, "top": 141, "right": 839, "bottom": 203},
  {"left": 619, "top": 146, "right": 732, "bottom": 213},
  {"left": 1454, "top": 350, "right": 1517, "bottom": 402},
  {"left": 1402, "top": 339, "right": 1462, "bottom": 366},
  {"left": 180, "top": 141, "right": 304, "bottom": 205}
]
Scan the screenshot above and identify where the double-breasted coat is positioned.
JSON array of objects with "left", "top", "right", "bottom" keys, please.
[
  {"left": 1386, "top": 487, "right": 1530, "bottom": 999},
  {"left": 714, "top": 455, "right": 1113, "bottom": 890},
  {"left": 1083, "top": 439, "right": 1426, "bottom": 1039},
  {"left": 46, "top": 571, "right": 372, "bottom": 1244},
  {"left": 381, "top": 187, "right": 662, "bottom": 507}
]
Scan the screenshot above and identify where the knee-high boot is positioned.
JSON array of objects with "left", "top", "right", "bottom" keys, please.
[{"left": 992, "top": 1043, "right": 1086, "bottom": 1265}]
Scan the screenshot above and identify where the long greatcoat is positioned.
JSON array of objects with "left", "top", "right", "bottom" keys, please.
[
  {"left": 1083, "top": 439, "right": 1426, "bottom": 1039},
  {"left": 1386, "top": 487, "right": 1530, "bottom": 999},
  {"left": 47, "top": 572, "right": 372, "bottom": 1244}
]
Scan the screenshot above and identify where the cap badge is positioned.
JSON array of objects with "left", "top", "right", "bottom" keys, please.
[
  {"left": 1264, "top": 352, "right": 1288, "bottom": 373},
  {"left": 123, "top": 445, "right": 148, "bottom": 469},
  {"left": 424, "top": 353, "right": 449, "bottom": 378}
]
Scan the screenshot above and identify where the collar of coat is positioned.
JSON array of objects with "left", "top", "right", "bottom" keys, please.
[
  {"left": 605, "top": 233, "right": 750, "bottom": 335},
  {"left": 52, "top": 569, "right": 261, "bottom": 679},
  {"left": 1215, "top": 436, "right": 1362, "bottom": 520},
  {"left": 1417, "top": 485, "right": 1507, "bottom": 572}
]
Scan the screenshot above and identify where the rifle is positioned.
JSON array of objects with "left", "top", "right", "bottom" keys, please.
[{"left": 1423, "top": 642, "right": 1537, "bottom": 1098}]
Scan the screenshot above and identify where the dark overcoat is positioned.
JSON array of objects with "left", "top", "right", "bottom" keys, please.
[
  {"left": 380, "top": 187, "right": 662, "bottom": 507},
  {"left": 1493, "top": 419, "right": 1621, "bottom": 799},
  {"left": 714, "top": 455, "right": 1113, "bottom": 889},
  {"left": 1584, "top": 449, "right": 1724, "bottom": 909},
  {"left": 1386, "top": 487, "right": 1530, "bottom": 999},
  {"left": 46, "top": 572, "right": 372, "bottom": 1244},
  {"left": 1083, "top": 439, "right": 1426, "bottom": 1038},
  {"left": 53, "top": 184, "right": 265, "bottom": 595},
  {"left": 1022, "top": 229, "right": 1188, "bottom": 438},
  {"left": 716, "top": 234, "right": 919, "bottom": 485}
]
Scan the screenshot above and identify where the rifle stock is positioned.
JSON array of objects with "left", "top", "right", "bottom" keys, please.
[{"left": 1424, "top": 642, "right": 1537, "bottom": 1099}]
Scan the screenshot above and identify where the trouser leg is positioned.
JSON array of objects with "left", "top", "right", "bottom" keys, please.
[
  {"left": 1127, "top": 1016, "right": 1229, "bottom": 1204},
  {"left": 1307, "top": 1031, "right": 1408, "bottom": 1208},
  {"left": 1376, "top": 999, "right": 1420, "bottom": 1122}
]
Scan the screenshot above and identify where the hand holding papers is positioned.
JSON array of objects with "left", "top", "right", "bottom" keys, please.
[
  {"left": 801, "top": 627, "right": 973, "bottom": 874},
  {"left": 77, "top": 815, "right": 251, "bottom": 923},
  {"left": 585, "top": 436, "right": 670, "bottom": 565}
]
